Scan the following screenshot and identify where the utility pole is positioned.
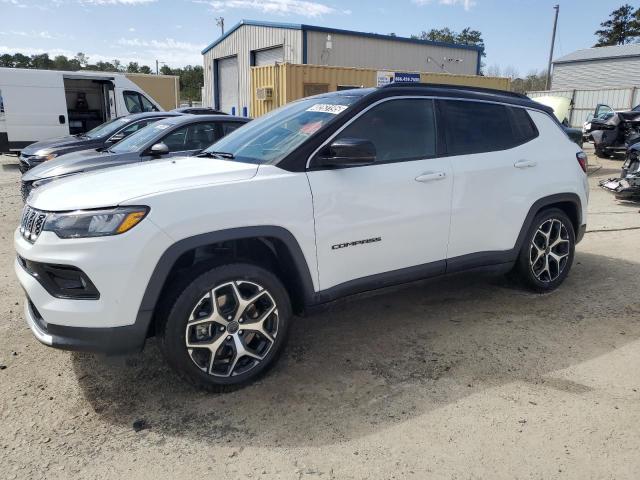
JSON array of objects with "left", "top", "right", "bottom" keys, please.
[
  {"left": 216, "top": 17, "right": 225, "bottom": 36},
  {"left": 155, "top": 60, "right": 166, "bottom": 75},
  {"left": 546, "top": 4, "right": 559, "bottom": 90}
]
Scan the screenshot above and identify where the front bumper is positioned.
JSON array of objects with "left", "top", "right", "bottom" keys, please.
[
  {"left": 599, "top": 177, "right": 640, "bottom": 199},
  {"left": 19, "top": 154, "right": 44, "bottom": 173},
  {"left": 14, "top": 216, "right": 173, "bottom": 354},
  {"left": 24, "top": 298, "right": 148, "bottom": 354}
]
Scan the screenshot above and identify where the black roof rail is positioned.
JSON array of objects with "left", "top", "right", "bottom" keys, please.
[{"left": 383, "top": 82, "right": 528, "bottom": 100}]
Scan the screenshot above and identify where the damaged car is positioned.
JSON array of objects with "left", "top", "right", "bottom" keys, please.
[
  {"left": 600, "top": 142, "right": 640, "bottom": 200},
  {"left": 585, "top": 104, "right": 640, "bottom": 158}
]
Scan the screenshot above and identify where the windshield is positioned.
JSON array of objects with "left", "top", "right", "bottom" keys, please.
[
  {"left": 109, "top": 122, "right": 170, "bottom": 153},
  {"left": 202, "top": 95, "right": 360, "bottom": 164},
  {"left": 83, "top": 117, "right": 131, "bottom": 139}
]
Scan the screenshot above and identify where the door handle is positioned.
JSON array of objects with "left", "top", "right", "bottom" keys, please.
[
  {"left": 415, "top": 171, "right": 447, "bottom": 183},
  {"left": 514, "top": 159, "right": 537, "bottom": 169}
]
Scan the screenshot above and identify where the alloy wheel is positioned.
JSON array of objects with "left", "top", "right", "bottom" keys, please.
[
  {"left": 529, "top": 218, "right": 571, "bottom": 283},
  {"left": 184, "top": 280, "right": 279, "bottom": 377}
]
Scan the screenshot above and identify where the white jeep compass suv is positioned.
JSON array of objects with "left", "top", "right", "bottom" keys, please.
[{"left": 15, "top": 84, "right": 589, "bottom": 391}]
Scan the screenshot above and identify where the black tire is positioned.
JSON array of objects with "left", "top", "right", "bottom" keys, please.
[
  {"left": 513, "top": 208, "right": 576, "bottom": 293},
  {"left": 158, "top": 262, "right": 292, "bottom": 392},
  {"left": 595, "top": 147, "right": 610, "bottom": 159}
]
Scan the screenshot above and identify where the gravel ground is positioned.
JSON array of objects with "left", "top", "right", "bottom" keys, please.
[{"left": 1, "top": 149, "right": 639, "bottom": 479}]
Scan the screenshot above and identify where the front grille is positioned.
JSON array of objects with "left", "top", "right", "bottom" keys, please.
[
  {"left": 21, "top": 180, "right": 33, "bottom": 202},
  {"left": 19, "top": 206, "right": 48, "bottom": 243}
]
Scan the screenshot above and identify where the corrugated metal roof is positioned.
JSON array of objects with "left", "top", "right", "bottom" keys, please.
[
  {"left": 201, "top": 19, "right": 484, "bottom": 55},
  {"left": 554, "top": 44, "right": 640, "bottom": 64}
]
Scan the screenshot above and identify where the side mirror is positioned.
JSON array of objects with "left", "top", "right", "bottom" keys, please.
[
  {"left": 108, "top": 133, "right": 125, "bottom": 143},
  {"left": 314, "top": 138, "right": 376, "bottom": 168},
  {"left": 149, "top": 143, "right": 169, "bottom": 156}
]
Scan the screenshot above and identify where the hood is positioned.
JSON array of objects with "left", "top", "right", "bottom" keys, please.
[
  {"left": 533, "top": 96, "right": 571, "bottom": 123},
  {"left": 23, "top": 149, "right": 125, "bottom": 181},
  {"left": 28, "top": 157, "right": 260, "bottom": 211},
  {"left": 21, "top": 135, "right": 101, "bottom": 156}
]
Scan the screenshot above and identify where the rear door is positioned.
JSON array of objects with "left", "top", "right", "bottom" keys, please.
[
  {"left": 2, "top": 70, "right": 68, "bottom": 145},
  {"left": 440, "top": 100, "right": 543, "bottom": 262},
  {"left": 307, "top": 97, "right": 453, "bottom": 291}
]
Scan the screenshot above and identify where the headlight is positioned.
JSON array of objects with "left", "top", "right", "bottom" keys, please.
[
  {"left": 43, "top": 206, "right": 149, "bottom": 239},
  {"left": 34, "top": 149, "right": 57, "bottom": 161},
  {"left": 585, "top": 123, "right": 592, "bottom": 130}
]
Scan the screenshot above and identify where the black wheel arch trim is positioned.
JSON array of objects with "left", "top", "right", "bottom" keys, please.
[{"left": 135, "top": 226, "right": 317, "bottom": 336}]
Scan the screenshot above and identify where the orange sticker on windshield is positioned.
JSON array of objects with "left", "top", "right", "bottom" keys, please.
[{"left": 301, "top": 121, "right": 324, "bottom": 134}]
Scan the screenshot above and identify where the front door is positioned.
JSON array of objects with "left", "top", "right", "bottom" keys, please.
[
  {"left": 143, "top": 122, "right": 220, "bottom": 160},
  {"left": 306, "top": 97, "right": 453, "bottom": 291}
]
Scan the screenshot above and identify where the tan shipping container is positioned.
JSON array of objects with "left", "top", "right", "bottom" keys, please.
[
  {"left": 125, "top": 73, "right": 180, "bottom": 111},
  {"left": 251, "top": 63, "right": 511, "bottom": 117}
]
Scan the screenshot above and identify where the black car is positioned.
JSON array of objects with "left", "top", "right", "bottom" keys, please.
[
  {"left": 22, "top": 114, "right": 250, "bottom": 200},
  {"left": 171, "top": 107, "right": 228, "bottom": 115},
  {"left": 18, "top": 112, "right": 182, "bottom": 173}
]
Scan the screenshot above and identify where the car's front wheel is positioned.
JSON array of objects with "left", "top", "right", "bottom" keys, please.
[
  {"left": 159, "top": 263, "right": 292, "bottom": 392},
  {"left": 514, "top": 208, "right": 576, "bottom": 293}
]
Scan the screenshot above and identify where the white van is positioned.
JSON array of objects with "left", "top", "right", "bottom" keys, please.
[{"left": 0, "top": 67, "right": 163, "bottom": 153}]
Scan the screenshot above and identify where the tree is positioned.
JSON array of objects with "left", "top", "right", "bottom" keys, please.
[
  {"left": 74, "top": 52, "right": 89, "bottom": 67},
  {"left": 13, "top": 53, "right": 31, "bottom": 68},
  {"left": 415, "top": 27, "right": 486, "bottom": 56},
  {"left": 159, "top": 65, "right": 173, "bottom": 75},
  {"left": 126, "top": 61, "right": 140, "bottom": 73},
  {"left": 510, "top": 70, "right": 548, "bottom": 94},
  {"left": 52, "top": 55, "right": 72, "bottom": 70},
  {"left": 594, "top": 4, "right": 640, "bottom": 46},
  {"left": 0, "top": 54, "right": 14, "bottom": 67},
  {"left": 457, "top": 28, "right": 485, "bottom": 55},
  {"left": 421, "top": 27, "right": 456, "bottom": 44},
  {"left": 139, "top": 65, "right": 152, "bottom": 74}
]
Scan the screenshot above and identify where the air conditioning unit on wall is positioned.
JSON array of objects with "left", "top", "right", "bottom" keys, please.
[{"left": 256, "top": 87, "right": 273, "bottom": 101}]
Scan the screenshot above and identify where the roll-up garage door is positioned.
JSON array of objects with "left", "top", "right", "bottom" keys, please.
[
  {"left": 254, "top": 46, "right": 284, "bottom": 66},
  {"left": 217, "top": 56, "right": 239, "bottom": 114}
]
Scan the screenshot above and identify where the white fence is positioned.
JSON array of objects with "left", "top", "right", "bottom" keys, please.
[{"left": 528, "top": 86, "right": 640, "bottom": 128}]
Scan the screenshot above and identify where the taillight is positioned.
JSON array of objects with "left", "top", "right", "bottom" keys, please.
[{"left": 576, "top": 151, "right": 587, "bottom": 173}]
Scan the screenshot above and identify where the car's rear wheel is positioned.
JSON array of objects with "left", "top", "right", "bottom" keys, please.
[
  {"left": 514, "top": 209, "right": 575, "bottom": 293},
  {"left": 159, "top": 263, "right": 292, "bottom": 392}
]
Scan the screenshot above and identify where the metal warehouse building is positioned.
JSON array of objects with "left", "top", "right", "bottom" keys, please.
[
  {"left": 201, "top": 19, "right": 483, "bottom": 115},
  {"left": 552, "top": 44, "right": 640, "bottom": 90}
]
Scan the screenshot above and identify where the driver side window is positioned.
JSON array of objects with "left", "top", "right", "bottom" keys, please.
[
  {"left": 124, "top": 91, "right": 158, "bottom": 113},
  {"left": 161, "top": 123, "right": 218, "bottom": 152},
  {"left": 334, "top": 98, "right": 437, "bottom": 163}
]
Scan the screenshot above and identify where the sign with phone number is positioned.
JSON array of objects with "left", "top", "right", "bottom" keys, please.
[{"left": 376, "top": 71, "right": 420, "bottom": 87}]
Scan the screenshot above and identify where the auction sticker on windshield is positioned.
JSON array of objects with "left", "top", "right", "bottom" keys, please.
[{"left": 307, "top": 104, "right": 349, "bottom": 115}]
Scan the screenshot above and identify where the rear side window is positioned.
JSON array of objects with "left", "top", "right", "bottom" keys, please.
[
  {"left": 441, "top": 100, "right": 536, "bottom": 156},
  {"left": 510, "top": 107, "right": 538, "bottom": 144},
  {"left": 336, "top": 98, "right": 437, "bottom": 163}
]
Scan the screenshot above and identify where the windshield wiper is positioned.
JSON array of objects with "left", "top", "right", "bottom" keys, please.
[{"left": 198, "top": 151, "right": 235, "bottom": 159}]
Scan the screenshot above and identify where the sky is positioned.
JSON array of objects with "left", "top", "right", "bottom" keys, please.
[{"left": 0, "top": 0, "right": 638, "bottom": 75}]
